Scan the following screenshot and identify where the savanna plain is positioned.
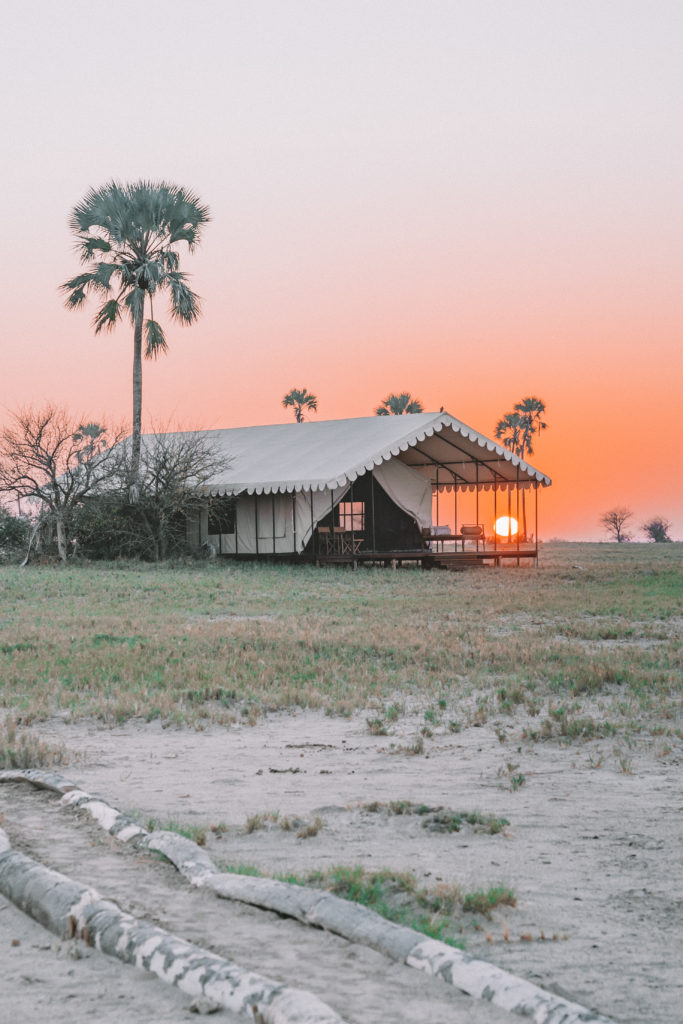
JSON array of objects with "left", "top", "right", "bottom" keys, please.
[{"left": 0, "top": 543, "right": 681, "bottom": 1023}]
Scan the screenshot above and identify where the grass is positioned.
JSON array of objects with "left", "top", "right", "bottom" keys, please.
[
  {"left": 245, "top": 810, "right": 324, "bottom": 838},
  {"left": 145, "top": 817, "right": 208, "bottom": 846},
  {"left": 0, "top": 717, "right": 69, "bottom": 769},
  {"left": 0, "top": 543, "right": 680, "bottom": 738},
  {"left": 360, "top": 801, "right": 509, "bottom": 834},
  {"left": 217, "top": 861, "right": 515, "bottom": 946}
]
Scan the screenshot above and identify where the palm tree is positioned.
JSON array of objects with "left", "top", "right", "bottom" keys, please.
[
  {"left": 514, "top": 396, "right": 547, "bottom": 458},
  {"left": 494, "top": 411, "right": 524, "bottom": 457},
  {"left": 495, "top": 397, "right": 548, "bottom": 541},
  {"left": 375, "top": 393, "right": 424, "bottom": 416},
  {"left": 61, "top": 180, "right": 210, "bottom": 500},
  {"left": 282, "top": 388, "right": 318, "bottom": 423}
]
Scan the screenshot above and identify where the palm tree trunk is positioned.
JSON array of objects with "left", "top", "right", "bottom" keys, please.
[{"left": 130, "top": 307, "right": 143, "bottom": 503}]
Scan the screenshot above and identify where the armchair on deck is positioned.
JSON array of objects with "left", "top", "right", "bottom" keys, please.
[{"left": 459, "top": 524, "right": 485, "bottom": 551}]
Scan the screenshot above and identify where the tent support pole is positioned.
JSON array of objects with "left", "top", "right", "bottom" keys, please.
[
  {"left": 516, "top": 465, "right": 520, "bottom": 564},
  {"left": 272, "top": 493, "right": 276, "bottom": 555},
  {"left": 494, "top": 483, "right": 497, "bottom": 557},
  {"left": 436, "top": 467, "right": 439, "bottom": 526},
  {"left": 234, "top": 497, "right": 239, "bottom": 556},
  {"left": 535, "top": 482, "right": 539, "bottom": 568},
  {"left": 350, "top": 480, "right": 356, "bottom": 569},
  {"left": 292, "top": 493, "right": 297, "bottom": 554},
  {"left": 310, "top": 491, "right": 315, "bottom": 560},
  {"left": 254, "top": 495, "right": 259, "bottom": 557},
  {"left": 475, "top": 463, "right": 479, "bottom": 527},
  {"left": 371, "top": 470, "right": 376, "bottom": 555}
]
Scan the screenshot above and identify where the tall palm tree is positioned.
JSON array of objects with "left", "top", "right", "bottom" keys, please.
[
  {"left": 514, "top": 396, "right": 547, "bottom": 457},
  {"left": 495, "top": 397, "right": 548, "bottom": 541},
  {"left": 282, "top": 388, "right": 318, "bottom": 423},
  {"left": 494, "top": 411, "right": 524, "bottom": 457},
  {"left": 61, "top": 180, "right": 210, "bottom": 500},
  {"left": 375, "top": 393, "right": 424, "bottom": 416}
]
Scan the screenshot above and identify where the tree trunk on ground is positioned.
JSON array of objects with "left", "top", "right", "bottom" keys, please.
[
  {"left": 0, "top": 829, "right": 344, "bottom": 1024},
  {"left": 129, "top": 308, "right": 143, "bottom": 503},
  {"left": 1, "top": 770, "right": 615, "bottom": 1024}
]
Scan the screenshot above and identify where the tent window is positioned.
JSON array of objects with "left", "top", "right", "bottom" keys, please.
[
  {"left": 208, "top": 497, "right": 236, "bottom": 535},
  {"left": 338, "top": 501, "right": 365, "bottom": 531}
]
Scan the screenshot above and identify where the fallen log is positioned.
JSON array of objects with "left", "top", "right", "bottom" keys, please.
[
  {"left": 0, "top": 826, "right": 345, "bottom": 1024},
  {"left": 1, "top": 768, "right": 616, "bottom": 1024}
]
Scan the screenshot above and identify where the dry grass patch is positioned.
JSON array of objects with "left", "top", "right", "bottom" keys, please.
[
  {"left": 0, "top": 544, "right": 680, "bottom": 740},
  {"left": 0, "top": 717, "right": 69, "bottom": 769}
]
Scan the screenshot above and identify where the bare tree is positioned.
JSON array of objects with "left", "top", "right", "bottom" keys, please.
[
  {"left": 75, "top": 428, "right": 232, "bottom": 561},
  {"left": 599, "top": 507, "right": 633, "bottom": 543},
  {"left": 0, "top": 405, "right": 124, "bottom": 562},
  {"left": 642, "top": 516, "right": 672, "bottom": 542}
]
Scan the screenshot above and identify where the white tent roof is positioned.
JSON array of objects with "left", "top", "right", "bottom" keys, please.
[{"left": 158, "top": 412, "right": 550, "bottom": 496}]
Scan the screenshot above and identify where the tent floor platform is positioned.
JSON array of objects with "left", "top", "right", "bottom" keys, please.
[
  {"left": 315, "top": 547, "right": 539, "bottom": 569},
  {"left": 215, "top": 548, "right": 538, "bottom": 569}
]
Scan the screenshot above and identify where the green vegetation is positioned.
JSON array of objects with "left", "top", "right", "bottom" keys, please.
[
  {"left": 360, "top": 801, "right": 509, "bottom": 835},
  {"left": 0, "top": 544, "right": 680, "bottom": 735},
  {"left": 145, "top": 817, "right": 207, "bottom": 846},
  {"left": 217, "top": 861, "right": 515, "bottom": 946},
  {"left": 462, "top": 886, "right": 516, "bottom": 917}
]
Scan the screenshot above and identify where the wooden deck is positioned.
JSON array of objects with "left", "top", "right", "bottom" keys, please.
[{"left": 316, "top": 546, "right": 539, "bottom": 569}]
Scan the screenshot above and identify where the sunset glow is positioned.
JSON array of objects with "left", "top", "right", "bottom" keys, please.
[
  {"left": 1, "top": 2, "right": 681, "bottom": 540},
  {"left": 494, "top": 516, "right": 519, "bottom": 539}
]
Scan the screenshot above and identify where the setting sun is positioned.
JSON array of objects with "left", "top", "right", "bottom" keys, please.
[{"left": 494, "top": 516, "right": 519, "bottom": 539}]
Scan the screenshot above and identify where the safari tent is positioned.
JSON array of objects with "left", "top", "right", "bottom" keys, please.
[{"left": 184, "top": 412, "right": 551, "bottom": 567}]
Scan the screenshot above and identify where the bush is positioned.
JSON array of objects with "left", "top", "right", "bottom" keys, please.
[
  {"left": 642, "top": 516, "right": 672, "bottom": 543},
  {"left": 72, "top": 494, "right": 193, "bottom": 561},
  {"left": 0, "top": 507, "right": 31, "bottom": 560}
]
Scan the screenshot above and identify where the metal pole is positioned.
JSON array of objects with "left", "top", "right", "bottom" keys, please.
[
  {"left": 516, "top": 465, "right": 520, "bottom": 564},
  {"left": 453, "top": 481, "right": 457, "bottom": 539},
  {"left": 435, "top": 467, "right": 439, "bottom": 527},
  {"left": 271, "top": 492, "right": 276, "bottom": 555},
  {"left": 350, "top": 479, "right": 356, "bottom": 568},
  {"left": 310, "top": 490, "right": 315, "bottom": 557},
  {"left": 292, "top": 492, "right": 297, "bottom": 554},
  {"left": 254, "top": 494, "right": 259, "bottom": 557},
  {"left": 493, "top": 482, "right": 497, "bottom": 554},
  {"left": 234, "top": 496, "right": 239, "bottom": 556},
  {"left": 371, "top": 469, "right": 376, "bottom": 554},
  {"left": 475, "top": 463, "right": 479, "bottom": 527},
  {"left": 535, "top": 482, "right": 539, "bottom": 568},
  {"left": 507, "top": 483, "right": 512, "bottom": 546}
]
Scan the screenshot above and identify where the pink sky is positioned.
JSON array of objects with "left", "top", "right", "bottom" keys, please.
[{"left": 2, "top": 1, "right": 682, "bottom": 539}]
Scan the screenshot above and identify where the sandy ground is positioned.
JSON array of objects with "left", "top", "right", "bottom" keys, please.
[{"left": 1, "top": 709, "right": 681, "bottom": 1023}]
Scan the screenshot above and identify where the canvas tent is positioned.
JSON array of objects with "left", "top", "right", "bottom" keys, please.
[{"left": 177, "top": 412, "right": 551, "bottom": 559}]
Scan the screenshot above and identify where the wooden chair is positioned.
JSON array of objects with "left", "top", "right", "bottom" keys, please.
[{"left": 317, "top": 526, "right": 333, "bottom": 555}]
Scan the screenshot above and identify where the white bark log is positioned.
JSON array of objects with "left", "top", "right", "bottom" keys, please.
[
  {"left": 1, "top": 770, "right": 615, "bottom": 1024},
  {"left": 0, "top": 827, "right": 344, "bottom": 1024}
]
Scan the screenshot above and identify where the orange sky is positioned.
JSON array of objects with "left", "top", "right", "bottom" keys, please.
[{"left": 2, "top": 2, "right": 682, "bottom": 540}]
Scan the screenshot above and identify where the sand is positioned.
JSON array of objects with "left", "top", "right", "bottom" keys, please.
[{"left": 1, "top": 709, "right": 681, "bottom": 1023}]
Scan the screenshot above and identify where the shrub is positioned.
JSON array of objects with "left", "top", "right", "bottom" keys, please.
[
  {"left": 642, "top": 516, "right": 672, "bottom": 543},
  {"left": 0, "top": 507, "right": 30, "bottom": 559}
]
